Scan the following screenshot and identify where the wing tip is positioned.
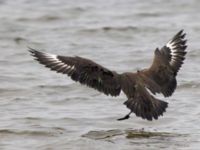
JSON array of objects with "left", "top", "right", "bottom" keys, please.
[
  {"left": 28, "top": 47, "right": 51, "bottom": 59},
  {"left": 28, "top": 47, "right": 40, "bottom": 57},
  {"left": 179, "top": 29, "right": 184, "bottom": 34},
  {"left": 28, "top": 46, "right": 36, "bottom": 52},
  {"left": 173, "top": 29, "right": 186, "bottom": 41},
  {"left": 177, "top": 29, "right": 184, "bottom": 35},
  {"left": 167, "top": 30, "right": 187, "bottom": 75}
]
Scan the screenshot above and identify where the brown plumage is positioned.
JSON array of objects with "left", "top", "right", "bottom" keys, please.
[{"left": 29, "top": 30, "right": 187, "bottom": 121}]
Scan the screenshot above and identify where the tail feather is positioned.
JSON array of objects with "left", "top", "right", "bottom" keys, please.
[{"left": 124, "top": 96, "right": 168, "bottom": 121}]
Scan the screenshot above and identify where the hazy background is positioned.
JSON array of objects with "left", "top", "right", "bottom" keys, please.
[{"left": 0, "top": 0, "right": 200, "bottom": 149}]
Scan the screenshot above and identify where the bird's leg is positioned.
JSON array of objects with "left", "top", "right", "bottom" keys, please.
[{"left": 117, "top": 111, "right": 132, "bottom": 121}]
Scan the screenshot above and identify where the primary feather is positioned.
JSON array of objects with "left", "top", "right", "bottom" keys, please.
[{"left": 29, "top": 30, "right": 187, "bottom": 121}]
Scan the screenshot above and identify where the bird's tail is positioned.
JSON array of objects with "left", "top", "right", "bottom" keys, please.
[{"left": 123, "top": 96, "right": 168, "bottom": 121}]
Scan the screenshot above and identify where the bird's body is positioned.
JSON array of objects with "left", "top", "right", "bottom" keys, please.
[{"left": 29, "top": 30, "right": 187, "bottom": 121}]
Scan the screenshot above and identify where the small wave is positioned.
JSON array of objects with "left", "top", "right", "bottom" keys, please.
[
  {"left": 63, "top": 6, "right": 87, "bottom": 13},
  {"left": 187, "top": 49, "right": 200, "bottom": 58},
  {"left": 24, "top": 116, "right": 78, "bottom": 123},
  {"left": 82, "top": 129, "right": 183, "bottom": 140},
  {"left": 79, "top": 26, "right": 163, "bottom": 36},
  {"left": 24, "top": 117, "right": 43, "bottom": 121},
  {"left": 79, "top": 26, "right": 139, "bottom": 33},
  {"left": 178, "top": 81, "right": 200, "bottom": 89},
  {"left": 16, "top": 7, "right": 86, "bottom": 23},
  {"left": 0, "top": 88, "right": 24, "bottom": 95},
  {"left": 37, "top": 84, "right": 76, "bottom": 91},
  {"left": 16, "top": 15, "right": 62, "bottom": 22},
  {"left": 13, "top": 37, "right": 28, "bottom": 44},
  {"left": 101, "top": 26, "right": 138, "bottom": 32},
  {"left": 0, "top": 129, "right": 56, "bottom": 137},
  {"left": 36, "top": 15, "right": 63, "bottom": 22},
  {"left": 136, "top": 12, "right": 164, "bottom": 17},
  {"left": 82, "top": 129, "right": 124, "bottom": 140}
]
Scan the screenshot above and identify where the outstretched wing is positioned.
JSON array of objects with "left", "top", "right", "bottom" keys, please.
[
  {"left": 29, "top": 48, "right": 121, "bottom": 96},
  {"left": 121, "top": 30, "right": 187, "bottom": 121},
  {"left": 140, "top": 30, "right": 187, "bottom": 97}
]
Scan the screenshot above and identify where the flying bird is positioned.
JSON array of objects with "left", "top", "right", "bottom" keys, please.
[{"left": 29, "top": 30, "right": 187, "bottom": 121}]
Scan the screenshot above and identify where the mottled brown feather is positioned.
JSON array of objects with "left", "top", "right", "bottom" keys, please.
[
  {"left": 29, "top": 48, "right": 121, "bottom": 96},
  {"left": 29, "top": 30, "right": 187, "bottom": 121},
  {"left": 140, "top": 30, "right": 187, "bottom": 97}
]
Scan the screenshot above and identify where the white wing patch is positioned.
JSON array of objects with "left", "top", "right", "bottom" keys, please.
[
  {"left": 166, "top": 40, "right": 177, "bottom": 66},
  {"left": 42, "top": 52, "right": 76, "bottom": 71}
]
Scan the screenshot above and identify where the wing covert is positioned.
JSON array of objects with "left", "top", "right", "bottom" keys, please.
[
  {"left": 29, "top": 48, "right": 121, "bottom": 96},
  {"left": 140, "top": 30, "right": 187, "bottom": 97}
]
